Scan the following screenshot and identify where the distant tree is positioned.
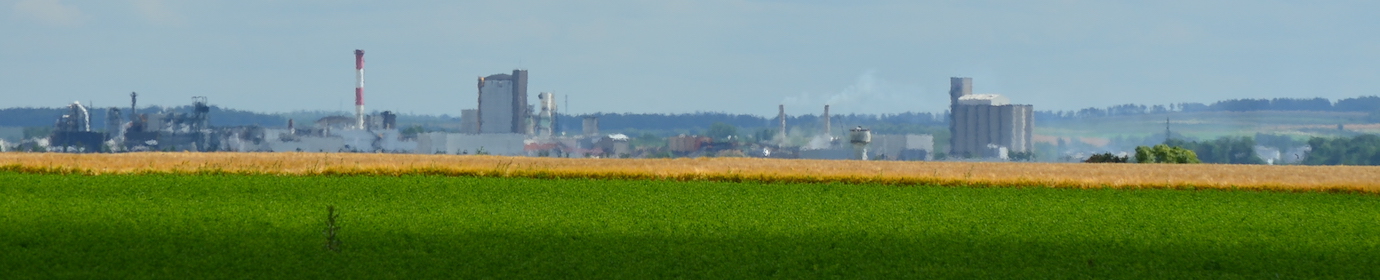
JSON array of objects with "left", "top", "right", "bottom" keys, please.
[
  {"left": 752, "top": 128, "right": 775, "bottom": 144},
  {"left": 1270, "top": 98, "right": 1333, "bottom": 111},
  {"left": 1084, "top": 152, "right": 1128, "bottom": 163},
  {"left": 1135, "top": 144, "right": 1200, "bottom": 164},
  {"left": 1303, "top": 134, "right": 1380, "bottom": 165},
  {"left": 1009, "top": 151, "right": 1036, "bottom": 162},
  {"left": 1255, "top": 133, "right": 1303, "bottom": 150},
  {"left": 706, "top": 122, "right": 738, "bottom": 141},
  {"left": 1210, "top": 99, "right": 1271, "bottom": 112},
  {"left": 631, "top": 133, "right": 663, "bottom": 148},
  {"left": 400, "top": 125, "right": 426, "bottom": 139},
  {"left": 1166, "top": 137, "right": 1264, "bottom": 164},
  {"left": 1334, "top": 96, "right": 1380, "bottom": 112}
]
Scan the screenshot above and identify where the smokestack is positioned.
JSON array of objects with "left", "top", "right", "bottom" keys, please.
[
  {"left": 288, "top": 119, "right": 295, "bottom": 135},
  {"left": 778, "top": 105, "right": 787, "bottom": 144},
  {"left": 129, "top": 92, "right": 137, "bottom": 122},
  {"left": 354, "top": 49, "right": 366, "bottom": 130},
  {"left": 822, "top": 105, "right": 831, "bottom": 137}
]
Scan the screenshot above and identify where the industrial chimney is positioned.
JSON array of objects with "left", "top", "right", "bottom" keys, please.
[
  {"left": 822, "top": 105, "right": 831, "bottom": 138},
  {"left": 129, "top": 92, "right": 137, "bottom": 122},
  {"left": 354, "top": 49, "right": 366, "bottom": 130},
  {"left": 778, "top": 105, "right": 787, "bottom": 144}
]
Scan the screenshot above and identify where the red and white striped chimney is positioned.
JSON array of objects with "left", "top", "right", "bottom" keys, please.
[{"left": 354, "top": 49, "right": 366, "bottom": 129}]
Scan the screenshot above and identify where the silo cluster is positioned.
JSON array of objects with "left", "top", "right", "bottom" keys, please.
[{"left": 948, "top": 77, "right": 1034, "bottom": 158}]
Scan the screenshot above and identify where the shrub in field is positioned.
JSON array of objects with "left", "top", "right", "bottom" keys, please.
[
  {"left": 1135, "top": 144, "right": 1201, "bottom": 164},
  {"left": 1008, "top": 151, "right": 1036, "bottom": 162},
  {"left": 1084, "top": 153, "right": 1129, "bottom": 163}
]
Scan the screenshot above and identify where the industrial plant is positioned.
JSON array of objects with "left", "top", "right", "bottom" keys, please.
[
  {"left": 780, "top": 105, "right": 935, "bottom": 161},
  {"left": 947, "top": 77, "right": 1034, "bottom": 159},
  {"left": 16, "top": 51, "right": 1027, "bottom": 161}
]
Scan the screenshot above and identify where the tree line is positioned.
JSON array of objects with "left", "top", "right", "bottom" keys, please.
[
  {"left": 1039, "top": 96, "right": 1380, "bottom": 121},
  {"left": 1085, "top": 134, "right": 1380, "bottom": 166},
  {"left": 1303, "top": 134, "right": 1380, "bottom": 165}
]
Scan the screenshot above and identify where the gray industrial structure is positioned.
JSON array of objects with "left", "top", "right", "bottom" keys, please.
[
  {"left": 534, "top": 92, "right": 558, "bottom": 137},
  {"left": 948, "top": 77, "right": 1033, "bottom": 158},
  {"left": 22, "top": 56, "right": 1002, "bottom": 161},
  {"left": 460, "top": 109, "right": 479, "bottom": 134},
  {"left": 476, "top": 70, "right": 529, "bottom": 134}
]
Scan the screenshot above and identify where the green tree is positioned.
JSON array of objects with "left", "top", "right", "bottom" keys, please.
[
  {"left": 1165, "top": 137, "right": 1262, "bottom": 164},
  {"left": 1304, "top": 134, "right": 1380, "bottom": 165},
  {"left": 1135, "top": 144, "right": 1200, "bottom": 164},
  {"left": 631, "top": 133, "right": 664, "bottom": 149},
  {"left": 706, "top": 122, "right": 737, "bottom": 141},
  {"left": 1084, "top": 152, "right": 1128, "bottom": 163},
  {"left": 1009, "top": 151, "right": 1036, "bottom": 162},
  {"left": 400, "top": 125, "right": 426, "bottom": 139},
  {"left": 1135, "top": 146, "right": 1155, "bottom": 163}
]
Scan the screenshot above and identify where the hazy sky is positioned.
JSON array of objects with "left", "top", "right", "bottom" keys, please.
[{"left": 5, "top": 0, "right": 1379, "bottom": 116}]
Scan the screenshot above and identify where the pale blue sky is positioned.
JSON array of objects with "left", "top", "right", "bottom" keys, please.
[{"left": 4, "top": 0, "right": 1378, "bottom": 116}]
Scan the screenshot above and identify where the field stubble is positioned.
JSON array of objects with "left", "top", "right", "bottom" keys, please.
[{"left": 2, "top": 153, "right": 1377, "bottom": 192}]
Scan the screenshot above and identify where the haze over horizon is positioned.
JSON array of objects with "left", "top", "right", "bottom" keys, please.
[{"left": 5, "top": 0, "right": 1379, "bottom": 117}]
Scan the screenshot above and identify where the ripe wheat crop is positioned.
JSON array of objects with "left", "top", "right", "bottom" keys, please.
[{"left": 2, "top": 152, "right": 1378, "bottom": 192}]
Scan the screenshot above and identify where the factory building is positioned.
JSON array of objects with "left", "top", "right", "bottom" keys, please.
[
  {"left": 460, "top": 109, "right": 479, "bottom": 134},
  {"left": 415, "top": 132, "right": 525, "bottom": 155},
  {"left": 948, "top": 77, "right": 1034, "bottom": 158},
  {"left": 869, "top": 134, "right": 934, "bottom": 161},
  {"left": 476, "top": 70, "right": 529, "bottom": 134}
]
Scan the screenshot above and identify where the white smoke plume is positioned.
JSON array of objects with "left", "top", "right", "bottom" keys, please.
[{"left": 780, "top": 70, "right": 942, "bottom": 115}]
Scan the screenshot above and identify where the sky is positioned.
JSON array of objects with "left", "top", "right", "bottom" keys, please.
[{"left": 4, "top": 0, "right": 1379, "bottom": 117}]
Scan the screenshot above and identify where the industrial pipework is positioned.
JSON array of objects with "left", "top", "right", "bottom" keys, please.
[{"left": 354, "top": 49, "right": 366, "bottom": 130}]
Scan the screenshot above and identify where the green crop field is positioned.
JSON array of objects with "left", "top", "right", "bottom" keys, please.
[{"left": 2, "top": 172, "right": 1378, "bottom": 279}]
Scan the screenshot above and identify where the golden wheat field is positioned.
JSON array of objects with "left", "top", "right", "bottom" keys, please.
[{"left": 2, "top": 152, "right": 1378, "bottom": 192}]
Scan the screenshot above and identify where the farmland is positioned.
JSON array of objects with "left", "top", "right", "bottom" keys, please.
[
  {"left": 3, "top": 153, "right": 1379, "bottom": 278},
  {"left": 3, "top": 153, "right": 1380, "bottom": 192},
  {"left": 1, "top": 172, "right": 1378, "bottom": 278}
]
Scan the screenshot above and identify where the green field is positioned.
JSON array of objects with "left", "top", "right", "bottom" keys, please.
[{"left": 2, "top": 172, "right": 1377, "bottom": 278}]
